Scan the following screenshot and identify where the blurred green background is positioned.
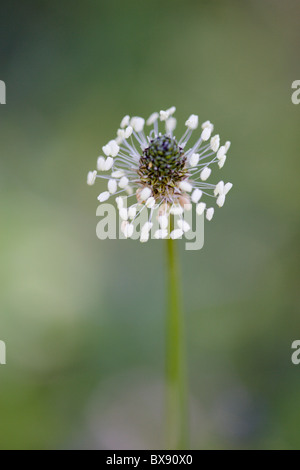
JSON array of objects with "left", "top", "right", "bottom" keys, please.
[{"left": 0, "top": 0, "right": 299, "bottom": 450}]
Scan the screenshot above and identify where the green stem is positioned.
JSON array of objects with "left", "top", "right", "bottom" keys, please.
[{"left": 165, "top": 231, "right": 188, "bottom": 450}]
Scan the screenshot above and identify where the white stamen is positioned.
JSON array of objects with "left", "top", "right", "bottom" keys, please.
[
  {"left": 141, "top": 221, "right": 153, "bottom": 233},
  {"left": 217, "top": 146, "right": 226, "bottom": 159},
  {"left": 224, "top": 182, "right": 233, "bottom": 195},
  {"left": 97, "top": 191, "right": 110, "bottom": 202},
  {"left": 140, "top": 231, "right": 149, "bottom": 243},
  {"left": 116, "top": 196, "right": 124, "bottom": 209},
  {"left": 140, "top": 187, "right": 152, "bottom": 201},
  {"left": 120, "top": 115, "right": 130, "bottom": 128},
  {"left": 119, "top": 176, "right": 129, "bottom": 188},
  {"left": 146, "top": 197, "right": 156, "bottom": 208},
  {"left": 201, "top": 120, "right": 214, "bottom": 131},
  {"left": 158, "top": 215, "right": 169, "bottom": 230},
  {"left": 159, "top": 110, "right": 169, "bottom": 121},
  {"left": 210, "top": 135, "right": 220, "bottom": 153},
  {"left": 108, "top": 179, "right": 117, "bottom": 194},
  {"left": 170, "top": 229, "right": 184, "bottom": 239},
  {"left": 110, "top": 140, "right": 120, "bottom": 157},
  {"left": 201, "top": 127, "right": 212, "bottom": 141},
  {"left": 102, "top": 144, "right": 110, "bottom": 156},
  {"left": 104, "top": 157, "right": 114, "bottom": 171},
  {"left": 200, "top": 167, "right": 211, "bottom": 181},
  {"left": 121, "top": 221, "right": 134, "bottom": 238},
  {"left": 97, "top": 157, "right": 106, "bottom": 171},
  {"left": 146, "top": 112, "right": 159, "bottom": 126},
  {"left": 214, "top": 180, "right": 225, "bottom": 196},
  {"left": 166, "top": 117, "right": 177, "bottom": 133},
  {"left": 167, "top": 106, "right": 176, "bottom": 115},
  {"left": 217, "top": 194, "right": 226, "bottom": 207},
  {"left": 218, "top": 155, "right": 226, "bottom": 168},
  {"left": 177, "top": 220, "right": 190, "bottom": 233},
  {"left": 206, "top": 207, "right": 214, "bottom": 221},
  {"left": 125, "top": 126, "right": 133, "bottom": 139},
  {"left": 119, "top": 208, "right": 128, "bottom": 221},
  {"left": 185, "top": 114, "right": 198, "bottom": 130},
  {"left": 189, "top": 153, "right": 200, "bottom": 167},
  {"left": 224, "top": 141, "right": 231, "bottom": 152},
  {"left": 117, "top": 129, "right": 126, "bottom": 141},
  {"left": 111, "top": 170, "right": 124, "bottom": 178},
  {"left": 102, "top": 140, "right": 120, "bottom": 157},
  {"left": 154, "top": 229, "right": 168, "bottom": 239},
  {"left": 170, "top": 205, "right": 184, "bottom": 215},
  {"left": 87, "top": 170, "right": 97, "bottom": 185},
  {"left": 131, "top": 117, "right": 145, "bottom": 133},
  {"left": 191, "top": 188, "right": 202, "bottom": 203},
  {"left": 196, "top": 202, "right": 206, "bottom": 215},
  {"left": 128, "top": 206, "right": 137, "bottom": 219},
  {"left": 179, "top": 181, "right": 193, "bottom": 192}
]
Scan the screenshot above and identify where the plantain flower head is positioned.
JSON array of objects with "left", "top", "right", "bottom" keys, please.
[{"left": 87, "top": 107, "right": 232, "bottom": 242}]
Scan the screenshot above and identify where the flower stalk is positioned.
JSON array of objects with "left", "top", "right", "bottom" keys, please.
[{"left": 165, "top": 221, "right": 188, "bottom": 450}]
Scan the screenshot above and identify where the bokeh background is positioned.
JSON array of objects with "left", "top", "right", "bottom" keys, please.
[{"left": 0, "top": 0, "right": 299, "bottom": 450}]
